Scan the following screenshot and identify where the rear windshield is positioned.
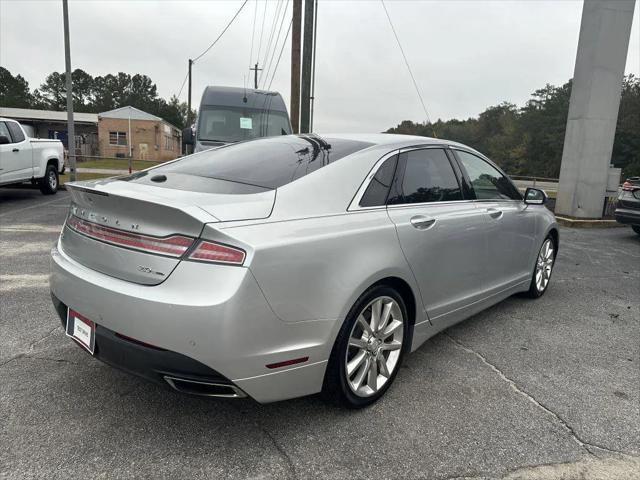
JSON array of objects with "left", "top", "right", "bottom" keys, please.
[{"left": 155, "top": 135, "right": 373, "bottom": 190}]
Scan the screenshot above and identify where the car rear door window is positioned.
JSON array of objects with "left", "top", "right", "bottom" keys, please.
[
  {"left": 6, "top": 122, "right": 25, "bottom": 143},
  {"left": 0, "top": 122, "right": 12, "bottom": 142},
  {"left": 455, "top": 150, "right": 521, "bottom": 200},
  {"left": 359, "top": 155, "right": 398, "bottom": 207},
  {"left": 394, "top": 148, "right": 462, "bottom": 204}
]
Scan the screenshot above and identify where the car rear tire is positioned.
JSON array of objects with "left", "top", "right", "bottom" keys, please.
[
  {"left": 322, "top": 285, "right": 410, "bottom": 408},
  {"left": 39, "top": 164, "right": 58, "bottom": 195},
  {"left": 632, "top": 225, "right": 640, "bottom": 235},
  {"left": 525, "top": 235, "right": 556, "bottom": 298}
]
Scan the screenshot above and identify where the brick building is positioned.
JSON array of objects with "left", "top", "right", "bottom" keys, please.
[
  {"left": 1, "top": 106, "right": 182, "bottom": 163},
  {"left": 98, "top": 106, "right": 181, "bottom": 162}
]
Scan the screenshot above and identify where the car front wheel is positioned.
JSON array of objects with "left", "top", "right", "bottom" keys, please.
[
  {"left": 323, "top": 285, "right": 410, "bottom": 408},
  {"left": 526, "top": 236, "right": 556, "bottom": 298}
]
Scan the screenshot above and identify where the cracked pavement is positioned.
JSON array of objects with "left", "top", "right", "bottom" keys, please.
[{"left": 1, "top": 188, "right": 639, "bottom": 479}]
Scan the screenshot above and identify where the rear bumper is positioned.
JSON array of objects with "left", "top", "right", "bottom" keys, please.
[
  {"left": 50, "top": 240, "right": 336, "bottom": 403},
  {"left": 614, "top": 207, "right": 640, "bottom": 226},
  {"left": 52, "top": 292, "right": 243, "bottom": 396}
]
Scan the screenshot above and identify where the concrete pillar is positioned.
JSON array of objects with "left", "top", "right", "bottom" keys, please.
[{"left": 556, "top": 0, "right": 636, "bottom": 218}]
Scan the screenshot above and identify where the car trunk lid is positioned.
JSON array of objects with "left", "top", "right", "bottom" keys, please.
[{"left": 61, "top": 178, "right": 274, "bottom": 285}]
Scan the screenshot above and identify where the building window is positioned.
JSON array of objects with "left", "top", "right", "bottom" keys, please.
[
  {"left": 109, "top": 131, "right": 127, "bottom": 146},
  {"left": 164, "top": 135, "right": 173, "bottom": 150}
]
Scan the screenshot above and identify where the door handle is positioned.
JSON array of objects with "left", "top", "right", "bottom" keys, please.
[
  {"left": 12, "top": 148, "right": 19, "bottom": 153},
  {"left": 486, "top": 208, "right": 503, "bottom": 219},
  {"left": 410, "top": 215, "right": 436, "bottom": 230}
]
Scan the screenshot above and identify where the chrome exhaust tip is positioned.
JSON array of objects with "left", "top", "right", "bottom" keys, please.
[{"left": 164, "top": 375, "right": 246, "bottom": 398}]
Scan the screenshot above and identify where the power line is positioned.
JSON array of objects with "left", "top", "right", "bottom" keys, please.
[
  {"left": 268, "top": 18, "right": 293, "bottom": 90},
  {"left": 256, "top": 0, "right": 268, "bottom": 64},
  {"left": 258, "top": 0, "right": 284, "bottom": 86},
  {"left": 192, "top": 0, "right": 249, "bottom": 63},
  {"left": 262, "top": 0, "right": 284, "bottom": 67},
  {"left": 175, "top": 69, "right": 189, "bottom": 99},
  {"left": 248, "top": 0, "right": 258, "bottom": 66},
  {"left": 380, "top": 0, "right": 436, "bottom": 136},
  {"left": 262, "top": 0, "right": 290, "bottom": 89}
]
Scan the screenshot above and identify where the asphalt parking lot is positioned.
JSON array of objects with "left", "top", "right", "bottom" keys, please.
[{"left": 1, "top": 187, "right": 638, "bottom": 480}]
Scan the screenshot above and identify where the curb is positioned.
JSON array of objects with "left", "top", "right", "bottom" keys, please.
[{"left": 555, "top": 216, "right": 625, "bottom": 228}]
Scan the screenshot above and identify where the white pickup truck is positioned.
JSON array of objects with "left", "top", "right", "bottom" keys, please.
[{"left": 0, "top": 117, "right": 65, "bottom": 195}]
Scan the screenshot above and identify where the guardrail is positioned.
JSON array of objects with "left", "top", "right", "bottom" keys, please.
[{"left": 509, "top": 175, "right": 559, "bottom": 187}]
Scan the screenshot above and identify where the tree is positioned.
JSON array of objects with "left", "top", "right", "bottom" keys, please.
[
  {"left": 386, "top": 76, "right": 639, "bottom": 178},
  {"left": 90, "top": 73, "right": 164, "bottom": 115},
  {"left": 0, "top": 67, "right": 33, "bottom": 108},
  {"left": 71, "top": 69, "right": 94, "bottom": 110},
  {"left": 90, "top": 74, "right": 120, "bottom": 112},
  {"left": 155, "top": 95, "right": 193, "bottom": 129},
  {"left": 518, "top": 82, "right": 572, "bottom": 177},
  {"left": 36, "top": 72, "right": 67, "bottom": 110},
  {"left": 613, "top": 74, "right": 640, "bottom": 178}
]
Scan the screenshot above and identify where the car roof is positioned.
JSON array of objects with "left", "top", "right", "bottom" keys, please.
[
  {"left": 260, "top": 133, "right": 489, "bottom": 220},
  {"left": 315, "top": 133, "right": 477, "bottom": 153},
  {"left": 200, "top": 86, "right": 288, "bottom": 113}
]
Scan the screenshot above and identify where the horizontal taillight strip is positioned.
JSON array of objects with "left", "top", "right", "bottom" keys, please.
[
  {"left": 66, "top": 215, "right": 194, "bottom": 257},
  {"left": 188, "top": 240, "right": 246, "bottom": 265}
]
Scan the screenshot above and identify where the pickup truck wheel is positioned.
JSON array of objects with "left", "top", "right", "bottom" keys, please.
[{"left": 39, "top": 164, "right": 58, "bottom": 195}]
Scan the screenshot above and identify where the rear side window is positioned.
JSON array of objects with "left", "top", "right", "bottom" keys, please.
[
  {"left": 157, "top": 135, "right": 373, "bottom": 190},
  {"left": 6, "top": 122, "right": 25, "bottom": 143},
  {"left": 395, "top": 149, "right": 462, "bottom": 204},
  {"left": 455, "top": 150, "right": 521, "bottom": 200},
  {"left": 359, "top": 155, "right": 398, "bottom": 207}
]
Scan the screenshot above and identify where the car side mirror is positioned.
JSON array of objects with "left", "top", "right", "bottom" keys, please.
[
  {"left": 524, "top": 187, "right": 547, "bottom": 205},
  {"left": 0, "top": 135, "right": 10, "bottom": 145},
  {"left": 182, "top": 127, "right": 193, "bottom": 145}
]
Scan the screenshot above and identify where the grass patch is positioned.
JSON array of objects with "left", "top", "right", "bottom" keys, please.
[{"left": 60, "top": 172, "right": 116, "bottom": 184}]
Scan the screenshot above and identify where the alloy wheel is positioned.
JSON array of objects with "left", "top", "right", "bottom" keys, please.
[
  {"left": 535, "top": 239, "right": 554, "bottom": 292},
  {"left": 345, "top": 296, "right": 404, "bottom": 397},
  {"left": 49, "top": 170, "right": 57, "bottom": 190}
]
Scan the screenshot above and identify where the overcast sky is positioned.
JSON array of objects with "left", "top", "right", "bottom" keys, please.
[{"left": 1, "top": 0, "right": 638, "bottom": 132}]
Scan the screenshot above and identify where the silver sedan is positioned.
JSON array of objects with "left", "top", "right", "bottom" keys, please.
[{"left": 49, "top": 134, "right": 558, "bottom": 407}]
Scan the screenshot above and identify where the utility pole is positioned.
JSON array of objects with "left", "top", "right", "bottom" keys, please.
[
  {"left": 249, "top": 63, "right": 262, "bottom": 89},
  {"left": 62, "top": 0, "right": 76, "bottom": 182},
  {"left": 309, "top": 0, "right": 318, "bottom": 132},
  {"left": 128, "top": 107, "right": 132, "bottom": 174},
  {"left": 127, "top": 82, "right": 133, "bottom": 174},
  {"left": 300, "top": 0, "right": 315, "bottom": 133},
  {"left": 187, "top": 59, "right": 193, "bottom": 126},
  {"left": 290, "top": 0, "right": 302, "bottom": 133}
]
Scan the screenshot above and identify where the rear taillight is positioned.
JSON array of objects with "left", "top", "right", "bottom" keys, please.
[
  {"left": 66, "top": 215, "right": 194, "bottom": 257},
  {"left": 622, "top": 181, "right": 635, "bottom": 191},
  {"left": 187, "top": 240, "right": 246, "bottom": 265}
]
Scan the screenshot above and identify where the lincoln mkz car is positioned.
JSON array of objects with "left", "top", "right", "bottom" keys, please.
[{"left": 50, "top": 134, "right": 558, "bottom": 407}]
